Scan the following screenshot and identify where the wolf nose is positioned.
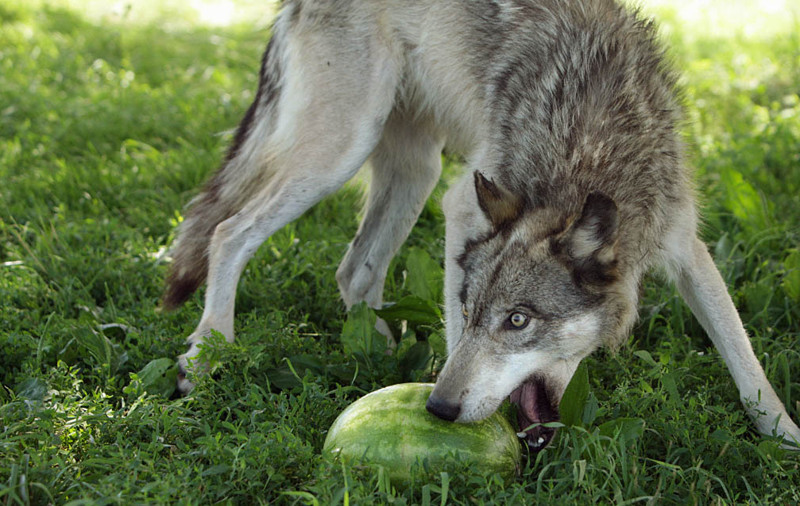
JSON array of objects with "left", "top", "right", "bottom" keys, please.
[{"left": 425, "top": 394, "right": 461, "bottom": 422}]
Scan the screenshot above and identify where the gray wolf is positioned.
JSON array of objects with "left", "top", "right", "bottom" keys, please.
[{"left": 162, "top": 0, "right": 800, "bottom": 451}]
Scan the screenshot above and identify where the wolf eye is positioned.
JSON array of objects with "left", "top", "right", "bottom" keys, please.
[
  {"left": 461, "top": 304, "right": 469, "bottom": 319},
  {"left": 507, "top": 312, "right": 529, "bottom": 329}
]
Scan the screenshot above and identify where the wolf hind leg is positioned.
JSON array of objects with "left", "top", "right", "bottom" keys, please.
[
  {"left": 177, "top": 24, "right": 400, "bottom": 392},
  {"left": 335, "top": 112, "right": 444, "bottom": 341},
  {"left": 163, "top": 35, "right": 285, "bottom": 310},
  {"left": 668, "top": 235, "right": 800, "bottom": 447}
]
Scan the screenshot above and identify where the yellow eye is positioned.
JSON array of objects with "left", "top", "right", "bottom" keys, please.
[
  {"left": 509, "top": 312, "right": 529, "bottom": 329},
  {"left": 461, "top": 304, "right": 469, "bottom": 319}
]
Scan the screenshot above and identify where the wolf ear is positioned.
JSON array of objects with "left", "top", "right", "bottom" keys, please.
[
  {"left": 558, "top": 192, "right": 619, "bottom": 284},
  {"left": 474, "top": 171, "right": 524, "bottom": 229}
]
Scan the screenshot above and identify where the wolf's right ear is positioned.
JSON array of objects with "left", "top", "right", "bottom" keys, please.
[{"left": 474, "top": 171, "right": 524, "bottom": 229}]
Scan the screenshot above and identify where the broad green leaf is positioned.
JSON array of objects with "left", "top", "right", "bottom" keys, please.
[
  {"left": 264, "top": 366, "right": 303, "bottom": 391},
  {"left": 405, "top": 247, "right": 443, "bottom": 302},
  {"left": 756, "top": 440, "right": 783, "bottom": 462},
  {"left": 201, "top": 464, "right": 232, "bottom": 477},
  {"left": 428, "top": 331, "right": 447, "bottom": 357},
  {"left": 376, "top": 296, "right": 442, "bottom": 325},
  {"left": 99, "top": 323, "right": 130, "bottom": 341},
  {"left": 660, "top": 372, "right": 680, "bottom": 403},
  {"left": 399, "top": 341, "right": 433, "bottom": 380},
  {"left": 581, "top": 391, "right": 599, "bottom": 426},
  {"left": 135, "top": 358, "right": 178, "bottom": 398},
  {"left": 395, "top": 329, "right": 418, "bottom": 358},
  {"left": 598, "top": 418, "right": 645, "bottom": 448},
  {"left": 633, "top": 350, "right": 658, "bottom": 368},
  {"left": 560, "top": 361, "right": 589, "bottom": 427},
  {"left": 710, "top": 429, "right": 733, "bottom": 443},
  {"left": 265, "top": 354, "right": 327, "bottom": 391},
  {"left": 341, "top": 302, "right": 386, "bottom": 359}
]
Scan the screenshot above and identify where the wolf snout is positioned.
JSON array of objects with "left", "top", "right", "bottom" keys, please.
[{"left": 425, "top": 394, "right": 461, "bottom": 422}]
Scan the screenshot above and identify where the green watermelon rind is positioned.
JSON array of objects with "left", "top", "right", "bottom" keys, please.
[{"left": 323, "top": 383, "right": 521, "bottom": 483}]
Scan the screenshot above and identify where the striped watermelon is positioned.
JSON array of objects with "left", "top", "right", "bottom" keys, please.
[{"left": 323, "top": 383, "right": 521, "bottom": 483}]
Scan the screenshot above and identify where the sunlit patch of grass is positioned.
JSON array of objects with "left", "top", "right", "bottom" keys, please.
[
  {"left": 7, "top": 0, "right": 279, "bottom": 30},
  {"left": 638, "top": 0, "right": 799, "bottom": 41}
]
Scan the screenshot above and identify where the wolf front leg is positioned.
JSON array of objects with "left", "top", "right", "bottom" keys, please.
[
  {"left": 673, "top": 236, "right": 800, "bottom": 447},
  {"left": 336, "top": 111, "right": 444, "bottom": 344}
]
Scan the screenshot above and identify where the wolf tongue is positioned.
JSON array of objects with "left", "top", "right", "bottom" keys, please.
[
  {"left": 510, "top": 378, "right": 559, "bottom": 452},
  {"left": 517, "top": 380, "right": 541, "bottom": 425}
]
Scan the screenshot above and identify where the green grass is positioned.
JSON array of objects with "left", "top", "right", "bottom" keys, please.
[{"left": 2, "top": 0, "right": 800, "bottom": 503}]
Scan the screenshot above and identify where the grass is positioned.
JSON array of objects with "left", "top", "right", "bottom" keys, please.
[{"left": 2, "top": 0, "right": 800, "bottom": 503}]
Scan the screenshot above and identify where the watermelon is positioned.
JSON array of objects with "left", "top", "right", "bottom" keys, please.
[{"left": 323, "top": 383, "right": 521, "bottom": 483}]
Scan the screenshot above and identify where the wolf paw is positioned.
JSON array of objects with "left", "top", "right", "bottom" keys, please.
[
  {"left": 176, "top": 350, "right": 199, "bottom": 395},
  {"left": 175, "top": 326, "right": 233, "bottom": 395}
]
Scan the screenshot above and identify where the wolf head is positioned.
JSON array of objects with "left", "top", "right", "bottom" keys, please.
[{"left": 428, "top": 172, "right": 637, "bottom": 451}]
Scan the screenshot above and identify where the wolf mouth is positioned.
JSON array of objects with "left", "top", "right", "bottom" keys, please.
[{"left": 509, "top": 377, "right": 559, "bottom": 452}]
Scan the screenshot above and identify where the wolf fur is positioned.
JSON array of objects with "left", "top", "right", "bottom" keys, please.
[{"left": 164, "top": 0, "right": 800, "bottom": 451}]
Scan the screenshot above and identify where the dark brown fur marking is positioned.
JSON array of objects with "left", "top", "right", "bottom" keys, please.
[{"left": 162, "top": 35, "right": 284, "bottom": 309}]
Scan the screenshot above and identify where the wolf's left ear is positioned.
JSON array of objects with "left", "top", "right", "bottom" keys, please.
[
  {"left": 474, "top": 171, "right": 524, "bottom": 229},
  {"left": 557, "top": 192, "right": 619, "bottom": 284}
]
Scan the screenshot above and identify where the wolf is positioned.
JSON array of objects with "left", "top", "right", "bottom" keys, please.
[{"left": 162, "top": 0, "right": 800, "bottom": 451}]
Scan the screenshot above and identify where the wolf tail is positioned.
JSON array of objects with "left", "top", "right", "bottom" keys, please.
[{"left": 163, "top": 20, "right": 288, "bottom": 309}]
